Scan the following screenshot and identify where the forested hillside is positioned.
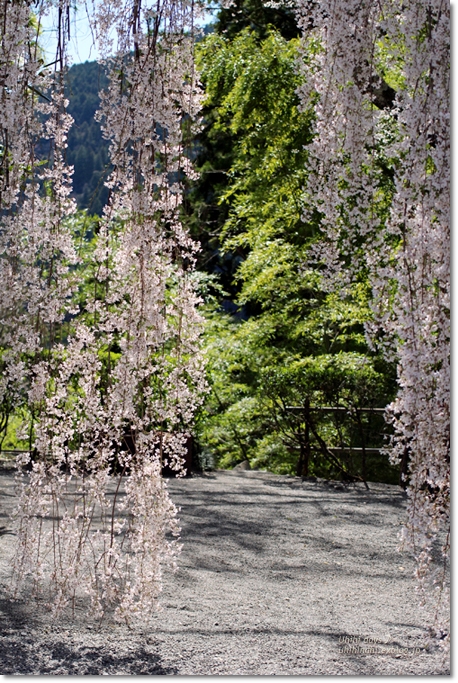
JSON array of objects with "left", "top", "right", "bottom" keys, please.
[{"left": 65, "top": 61, "right": 110, "bottom": 215}]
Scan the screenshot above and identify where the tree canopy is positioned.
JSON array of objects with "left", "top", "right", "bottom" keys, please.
[{"left": 190, "top": 23, "right": 398, "bottom": 481}]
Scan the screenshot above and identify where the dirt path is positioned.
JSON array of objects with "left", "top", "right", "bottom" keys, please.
[{"left": 0, "top": 468, "right": 449, "bottom": 675}]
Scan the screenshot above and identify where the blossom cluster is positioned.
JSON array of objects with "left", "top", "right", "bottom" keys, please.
[
  {"left": 2, "top": 0, "right": 206, "bottom": 623},
  {"left": 295, "top": 0, "right": 450, "bottom": 647}
]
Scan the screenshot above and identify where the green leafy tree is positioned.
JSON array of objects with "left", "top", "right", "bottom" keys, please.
[{"left": 193, "top": 25, "right": 398, "bottom": 480}]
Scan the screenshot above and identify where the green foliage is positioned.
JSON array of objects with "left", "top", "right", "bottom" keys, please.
[
  {"left": 192, "top": 23, "right": 399, "bottom": 482},
  {"left": 190, "top": 29, "right": 315, "bottom": 297},
  {"left": 0, "top": 410, "right": 30, "bottom": 452},
  {"left": 198, "top": 300, "right": 397, "bottom": 479},
  {"left": 214, "top": 0, "right": 299, "bottom": 41}
]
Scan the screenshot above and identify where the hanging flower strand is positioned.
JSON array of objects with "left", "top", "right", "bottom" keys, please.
[
  {"left": 8, "top": 0, "right": 206, "bottom": 624},
  {"left": 296, "top": 0, "right": 450, "bottom": 648}
]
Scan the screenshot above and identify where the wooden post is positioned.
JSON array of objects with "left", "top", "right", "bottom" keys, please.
[
  {"left": 296, "top": 399, "right": 311, "bottom": 477},
  {"left": 303, "top": 399, "right": 311, "bottom": 477}
]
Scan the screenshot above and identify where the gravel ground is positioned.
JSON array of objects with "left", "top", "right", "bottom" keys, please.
[{"left": 0, "top": 467, "right": 450, "bottom": 675}]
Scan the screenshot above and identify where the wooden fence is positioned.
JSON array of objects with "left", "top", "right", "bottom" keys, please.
[{"left": 285, "top": 405, "right": 405, "bottom": 486}]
